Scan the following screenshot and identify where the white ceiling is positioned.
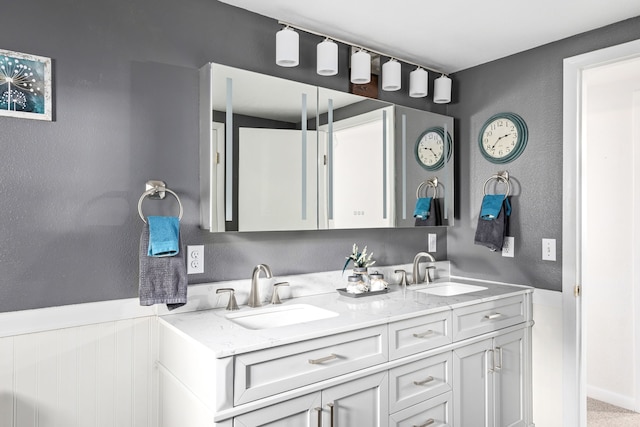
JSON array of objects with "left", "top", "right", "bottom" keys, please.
[{"left": 218, "top": 0, "right": 640, "bottom": 73}]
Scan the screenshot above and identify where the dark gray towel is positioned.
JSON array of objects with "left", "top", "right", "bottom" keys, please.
[
  {"left": 474, "top": 198, "right": 509, "bottom": 251},
  {"left": 139, "top": 223, "right": 187, "bottom": 310},
  {"left": 415, "top": 198, "right": 443, "bottom": 226}
]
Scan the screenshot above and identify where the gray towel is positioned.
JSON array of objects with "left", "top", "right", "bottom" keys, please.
[
  {"left": 474, "top": 198, "right": 509, "bottom": 251},
  {"left": 415, "top": 198, "right": 443, "bottom": 226},
  {"left": 139, "top": 223, "right": 187, "bottom": 310}
]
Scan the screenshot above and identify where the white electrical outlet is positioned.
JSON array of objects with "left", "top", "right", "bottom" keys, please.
[
  {"left": 428, "top": 233, "right": 437, "bottom": 252},
  {"left": 187, "top": 245, "right": 204, "bottom": 274},
  {"left": 542, "top": 238, "right": 556, "bottom": 261},
  {"left": 502, "top": 236, "right": 515, "bottom": 257}
]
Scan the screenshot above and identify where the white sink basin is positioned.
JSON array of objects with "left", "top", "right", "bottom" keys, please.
[
  {"left": 226, "top": 304, "right": 339, "bottom": 330},
  {"left": 416, "top": 282, "right": 488, "bottom": 297}
]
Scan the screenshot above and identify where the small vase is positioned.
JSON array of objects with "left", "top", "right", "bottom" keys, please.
[{"left": 353, "top": 267, "right": 368, "bottom": 276}]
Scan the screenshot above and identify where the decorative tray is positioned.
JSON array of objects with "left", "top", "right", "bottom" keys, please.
[{"left": 336, "top": 288, "right": 389, "bottom": 298}]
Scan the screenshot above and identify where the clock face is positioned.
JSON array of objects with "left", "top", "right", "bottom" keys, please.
[
  {"left": 481, "top": 118, "right": 518, "bottom": 159},
  {"left": 417, "top": 132, "right": 444, "bottom": 168},
  {"left": 478, "top": 112, "right": 528, "bottom": 164}
]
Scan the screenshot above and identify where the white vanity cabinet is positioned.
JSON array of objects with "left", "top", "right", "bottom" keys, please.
[
  {"left": 452, "top": 294, "right": 531, "bottom": 427},
  {"left": 157, "top": 284, "right": 533, "bottom": 427}
]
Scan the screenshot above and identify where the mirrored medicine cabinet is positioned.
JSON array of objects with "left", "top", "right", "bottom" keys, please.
[{"left": 199, "top": 63, "right": 454, "bottom": 232}]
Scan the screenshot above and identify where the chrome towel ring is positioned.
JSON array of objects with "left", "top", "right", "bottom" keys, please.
[
  {"left": 483, "top": 171, "right": 510, "bottom": 198},
  {"left": 138, "top": 181, "right": 184, "bottom": 223},
  {"left": 416, "top": 177, "right": 439, "bottom": 200}
]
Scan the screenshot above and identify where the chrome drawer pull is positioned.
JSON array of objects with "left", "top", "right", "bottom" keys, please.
[
  {"left": 413, "top": 330, "right": 435, "bottom": 338},
  {"left": 308, "top": 353, "right": 338, "bottom": 364},
  {"left": 495, "top": 346, "right": 503, "bottom": 371},
  {"left": 413, "top": 418, "right": 435, "bottom": 427},
  {"left": 315, "top": 407, "right": 322, "bottom": 426},
  {"left": 487, "top": 349, "right": 495, "bottom": 373},
  {"left": 413, "top": 376, "right": 434, "bottom": 386},
  {"left": 327, "top": 402, "right": 335, "bottom": 427},
  {"left": 484, "top": 313, "right": 502, "bottom": 320}
]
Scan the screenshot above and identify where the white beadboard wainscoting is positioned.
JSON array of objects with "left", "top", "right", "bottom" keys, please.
[
  {"left": 0, "top": 299, "right": 158, "bottom": 427},
  {"left": 0, "top": 274, "right": 563, "bottom": 427}
]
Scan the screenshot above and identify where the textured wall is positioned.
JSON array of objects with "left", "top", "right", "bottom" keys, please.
[
  {"left": 0, "top": 0, "right": 447, "bottom": 313},
  {"left": 446, "top": 16, "right": 640, "bottom": 291}
]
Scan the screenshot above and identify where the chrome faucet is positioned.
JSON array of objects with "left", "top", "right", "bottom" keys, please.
[
  {"left": 249, "top": 264, "right": 273, "bottom": 307},
  {"left": 412, "top": 252, "right": 436, "bottom": 285}
]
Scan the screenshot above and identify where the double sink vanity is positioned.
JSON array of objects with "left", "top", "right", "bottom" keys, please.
[
  {"left": 184, "top": 62, "right": 533, "bottom": 426},
  {"left": 157, "top": 265, "right": 534, "bottom": 427}
]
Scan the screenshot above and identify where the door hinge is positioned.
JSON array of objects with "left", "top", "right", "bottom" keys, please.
[
  {"left": 574, "top": 284, "right": 581, "bottom": 297},
  {"left": 323, "top": 154, "right": 327, "bottom": 165},
  {"left": 215, "top": 152, "right": 220, "bottom": 164}
]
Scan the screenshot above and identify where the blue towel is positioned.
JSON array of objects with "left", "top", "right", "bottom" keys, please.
[
  {"left": 147, "top": 216, "right": 180, "bottom": 257},
  {"left": 480, "top": 195, "right": 511, "bottom": 219},
  {"left": 413, "top": 197, "right": 432, "bottom": 219}
]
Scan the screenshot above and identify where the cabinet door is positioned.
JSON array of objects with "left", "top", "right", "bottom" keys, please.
[
  {"left": 453, "top": 338, "right": 494, "bottom": 427},
  {"left": 234, "top": 392, "right": 321, "bottom": 427},
  {"left": 494, "top": 329, "right": 526, "bottom": 427},
  {"left": 321, "top": 372, "right": 389, "bottom": 427}
]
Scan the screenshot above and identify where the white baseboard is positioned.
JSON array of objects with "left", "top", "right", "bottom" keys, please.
[{"left": 587, "top": 384, "right": 637, "bottom": 412}]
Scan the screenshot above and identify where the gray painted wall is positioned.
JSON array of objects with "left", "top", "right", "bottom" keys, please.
[
  {"left": 0, "top": 0, "right": 447, "bottom": 313},
  {"left": 446, "top": 16, "right": 640, "bottom": 291}
]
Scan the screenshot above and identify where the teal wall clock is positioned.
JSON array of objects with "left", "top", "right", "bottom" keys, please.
[
  {"left": 478, "top": 112, "right": 528, "bottom": 164},
  {"left": 415, "top": 126, "right": 453, "bottom": 171}
]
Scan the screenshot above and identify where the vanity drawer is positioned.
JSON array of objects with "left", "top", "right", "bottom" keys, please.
[
  {"left": 388, "top": 310, "right": 452, "bottom": 360},
  {"left": 389, "top": 391, "right": 452, "bottom": 427},
  {"left": 452, "top": 295, "right": 525, "bottom": 341},
  {"left": 389, "top": 351, "right": 452, "bottom": 413},
  {"left": 233, "top": 325, "right": 388, "bottom": 405}
]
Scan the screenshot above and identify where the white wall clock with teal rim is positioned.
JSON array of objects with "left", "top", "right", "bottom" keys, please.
[
  {"left": 414, "top": 126, "right": 453, "bottom": 171},
  {"left": 478, "top": 112, "right": 528, "bottom": 164}
]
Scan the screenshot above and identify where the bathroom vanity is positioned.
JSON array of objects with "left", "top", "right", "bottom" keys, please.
[{"left": 156, "top": 277, "right": 533, "bottom": 427}]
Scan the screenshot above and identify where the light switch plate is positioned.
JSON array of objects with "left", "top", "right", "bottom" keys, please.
[
  {"left": 187, "top": 245, "right": 204, "bottom": 274},
  {"left": 502, "top": 236, "right": 515, "bottom": 257},
  {"left": 428, "top": 233, "right": 437, "bottom": 252},
  {"left": 542, "top": 238, "right": 556, "bottom": 261}
]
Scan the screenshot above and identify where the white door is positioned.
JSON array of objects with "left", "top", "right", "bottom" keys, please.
[
  {"left": 453, "top": 338, "right": 494, "bottom": 427},
  {"left": 494, "top": 329, "right": 526, "bottom": 427},
  {"left": 583, "top": 58, "right": 640, "bottom": 411},
  {"left": 238, "top": 127, "right": 318, "bottom": 231},
  {"left": 562, "top": 38, "right": 640, "bottom": 426},
  {"left": 321, "top": 372, "right": 389, "bottom": 427}
]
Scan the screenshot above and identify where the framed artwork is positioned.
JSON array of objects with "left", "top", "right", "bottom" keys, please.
[{"left": 0, "top": 49, "right": 52, "bottom": 121}]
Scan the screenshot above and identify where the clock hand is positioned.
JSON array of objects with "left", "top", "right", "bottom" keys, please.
[{"left": 491, "top": 133, "right": 514, "bottom": 149}]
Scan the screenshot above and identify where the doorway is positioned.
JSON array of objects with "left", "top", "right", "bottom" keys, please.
[
  {"left": 563, "top": 39, "right": 640, "bottom": 427},
  {"left": 582, "top": 57, "right": 640, "bottom": 415}
]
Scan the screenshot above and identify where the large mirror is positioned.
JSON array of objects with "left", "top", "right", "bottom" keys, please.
[{"left": 199, "top": 63, "right": 454, "bottom": 232}]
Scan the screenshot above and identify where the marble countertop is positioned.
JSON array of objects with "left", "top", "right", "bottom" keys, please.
[{"left": 159, "top": 276, "right": 532, "bottom": 358}]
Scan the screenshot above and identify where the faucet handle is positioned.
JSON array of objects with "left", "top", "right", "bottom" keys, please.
[
  {"left": 216, "top": 288, "right": 239, "bottom": 311},
  {"left": 271, "top": 282, "right": 290, "bottom": 304},
  {"left": 394, "top": 270, "right": 408, "bottom": 287}
]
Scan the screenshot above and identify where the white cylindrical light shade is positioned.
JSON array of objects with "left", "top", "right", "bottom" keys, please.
[
  {"left": 276, "top": 27, "right": 299, "bottom": 67},
  {"left": 317, "top": 39, "right": 338, "bottom": 76},
  {"left": 433, "top": 75, "right": 452, "bottom": 103},
  {"left": 409, "top": 68, "right": 428, "bottom": 97},
  {"left": 350, "top": 50, "right": 371, "bottom": 84},
  {"left": 382, "top": 59, "right": 401, "bottom": 91}
]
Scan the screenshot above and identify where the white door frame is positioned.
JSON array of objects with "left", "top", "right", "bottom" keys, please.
[{"left": 562, "top": 38, "right": 640, "bottom": 427}]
